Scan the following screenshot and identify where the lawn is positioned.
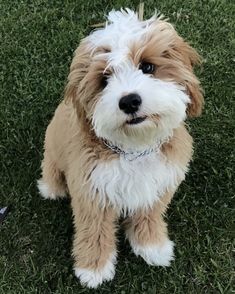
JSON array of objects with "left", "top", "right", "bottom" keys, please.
[{"left": 0, "top": 0, "right": 234, "bottom": 293}]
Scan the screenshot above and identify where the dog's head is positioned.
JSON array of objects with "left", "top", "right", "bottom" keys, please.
[{"left": 65, "top": 9, "right": 203, "bottom": 150}]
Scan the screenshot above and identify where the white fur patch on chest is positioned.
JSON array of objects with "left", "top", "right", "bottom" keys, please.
[{"left": 90, "top": 152, "right": 186, "bottom": 214}]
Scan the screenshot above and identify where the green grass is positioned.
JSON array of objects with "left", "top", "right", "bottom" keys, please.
[{"left": 0, "top": 0, "right": 234, "bottom": 293}]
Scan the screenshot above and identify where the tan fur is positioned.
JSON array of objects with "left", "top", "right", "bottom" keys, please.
[
  {"left": 124, "top": 125, "right": 193, "bottom": 246},
  {"left": 130, "top": 20, "right": 204, "bottom": 117},
  {"left": 162, "top": 123, "right": 193, "bottom": 167},
  {"left": 39, "top": 14, "right": 202, "bottom": 278},
  {"left": 41, "top": 102, "right": 118, "bottom": 271},
  {"left": 71, "top": 196, "right": 117, "bottom": 269},
  {"left": 124, "top": 190, "right": 173, "bottom": 247},
  {"left": 41, "top": 101, "right": 193, "bottom": 270}
]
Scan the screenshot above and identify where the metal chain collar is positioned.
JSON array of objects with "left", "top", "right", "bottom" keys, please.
[{"left": 102, "top": 139, "right": 162, "bottom": 161}]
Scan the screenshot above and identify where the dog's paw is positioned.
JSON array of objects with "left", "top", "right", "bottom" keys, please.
[
  {"left": 131, "top": 239, "right": 174, "bottom": 266},
  {"left": 74, "top": 252, "right": 116, "bottom": 288},
  {"left": 37, "top": 179, "right": 57, "bottom": 200}
]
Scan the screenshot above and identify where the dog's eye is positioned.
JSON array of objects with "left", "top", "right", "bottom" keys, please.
[
  {"left": 101, "top": 75, "right": 108, "bottom": 88},
  {"left": 139, "top": 62, "right": 155, "bottom": 74}
]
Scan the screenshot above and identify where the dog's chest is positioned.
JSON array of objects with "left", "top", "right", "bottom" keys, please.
[{"left": 90, "top": 152, "right": 186, "bottom": 213}]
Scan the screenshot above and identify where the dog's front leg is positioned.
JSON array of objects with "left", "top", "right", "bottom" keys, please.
[
  {"left": 71, "top": 194, "right": 118, "bottom": 288},
  {"left": 124, "top": 191, "right": 175, "bottom": 266}
]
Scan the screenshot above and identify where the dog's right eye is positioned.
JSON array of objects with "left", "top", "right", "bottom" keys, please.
[{"left": 101, "top": 75, "right": 108, "bottom": 88}]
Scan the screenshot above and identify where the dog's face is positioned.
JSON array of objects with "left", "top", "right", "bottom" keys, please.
[{"left": 66, "top": 9, "right": 203, "bottom": 149}]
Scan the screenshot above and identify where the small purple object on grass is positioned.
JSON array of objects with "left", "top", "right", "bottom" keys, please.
[{"left": 0, "top": 207, "right": 9, "bottom": 224}]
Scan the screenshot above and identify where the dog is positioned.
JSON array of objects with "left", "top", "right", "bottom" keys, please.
[{"left": 38, "top": 8, "right": 203, "bottom": 288}]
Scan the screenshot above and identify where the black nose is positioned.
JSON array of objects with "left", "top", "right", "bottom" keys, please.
[{"left": 119, "top": 93, "right": 142, "bottom": 114}]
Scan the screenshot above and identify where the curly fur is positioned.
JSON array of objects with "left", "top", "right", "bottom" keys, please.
[{"left": 38, "top": 8, "right": 203, "bottom": 288}]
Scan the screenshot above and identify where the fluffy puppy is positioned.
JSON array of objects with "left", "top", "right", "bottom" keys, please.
[{"left": 38, "top": 8, "right": 203, "bottom": 288}]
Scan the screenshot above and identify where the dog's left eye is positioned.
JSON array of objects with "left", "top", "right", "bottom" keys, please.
[{"left": 139, "top": 62, "right": 155, "bottom": 74}]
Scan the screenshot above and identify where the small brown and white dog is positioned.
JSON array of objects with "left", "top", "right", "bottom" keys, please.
[{"left": 38, "top": 8, "right": 203, "bottom": 288}]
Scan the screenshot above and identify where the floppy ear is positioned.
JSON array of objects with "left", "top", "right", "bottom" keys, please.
[
  {"left": 185, "top": 70, "right": 204, "bottom": 117},
  {"left": 64, "top": 41, "right": 91, "bottom": 107},
  {"left": 148, "top": 18, "right": 204, "bottom": 117},
  {"left": 171, "top": 39, "right": 204, "bottom": 117}
]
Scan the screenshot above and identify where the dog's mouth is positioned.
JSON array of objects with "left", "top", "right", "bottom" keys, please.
[{"left": 126, "top": 116, "right": 147, "bottom": 125}]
